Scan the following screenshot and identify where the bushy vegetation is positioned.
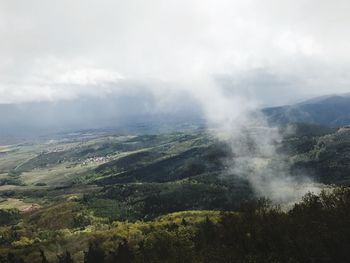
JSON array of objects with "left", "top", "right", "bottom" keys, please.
[
  {"left": 0, "top": 188, "right": 350, "bottom": 262},
  {"left": 286, "top": 126, "right": 350, "bottom": 183},
  {"left": 0, "top": 208, "right": 20, "bottom": 226}
]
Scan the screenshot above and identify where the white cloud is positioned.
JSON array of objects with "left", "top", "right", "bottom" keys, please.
[
  {"left": 1, "top": 0, "right": 350, "bottom": 105},
  {"left": 57, "top": 69, "right": 123, "bottom": 86}
]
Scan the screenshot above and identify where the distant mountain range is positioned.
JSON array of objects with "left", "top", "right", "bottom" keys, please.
[
  {"left": 263, "top": 93, "right": 350, "bottom": 127},
  {"left": 1, "top": 93, "right": 350, "bottom": 144}
]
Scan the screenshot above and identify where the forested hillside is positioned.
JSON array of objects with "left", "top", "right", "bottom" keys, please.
[
  {"left": 263, "top": 94, "right": 350, "bottom": 127},
  {"left": 1, "top": 188, "right": 350, "bottom": 263},
  {"left": 1, "top": 124, "right": 350, "bottom": 262}
]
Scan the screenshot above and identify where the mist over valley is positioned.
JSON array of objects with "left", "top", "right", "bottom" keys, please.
[{"left": 1, "top": 0, "right": 350, "bottom": 262}]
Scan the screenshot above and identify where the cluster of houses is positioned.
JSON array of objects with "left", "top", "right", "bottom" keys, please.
[{"left": 81, "top": 156, "right": 113, "bottom": 166}]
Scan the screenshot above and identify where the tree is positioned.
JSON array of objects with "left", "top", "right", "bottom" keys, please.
[
  {"left": 116, "top": 240, "right": 133, "bottom": 263},
  {"left": 39, "top": 249, "right": 49, "bottom": 263},
  {"left": 84, "top": 243, "right": 105, "bottom": 263},
  {"left": 57, "top": 251, "right": 74, "bottom": 263},
  {"left": 6, "top": 253, "right": 25, "bottom": 263}
]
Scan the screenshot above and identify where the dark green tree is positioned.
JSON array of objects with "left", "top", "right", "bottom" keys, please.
[
  {"left": 84, "top": 243, "right": 105, "bottom": 263},
  {"left": 6, "top": 253, "right": 25, "bottom": 263},
  {"left": 116, "top": 240, "right": 133, "bottom": 263},
  {"left": 57, "top": 251, "right": 74, "bottom": 263},
  {"left": 39, "top": 249, "right": 49, "bottom": 263}
]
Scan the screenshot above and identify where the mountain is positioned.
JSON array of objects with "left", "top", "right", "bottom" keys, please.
[
  {"left": 263, "top": 94, "right": 350, "bottom": 127},
  {"left": 2, "top": 93, "right": 350, "bottom": 145}
]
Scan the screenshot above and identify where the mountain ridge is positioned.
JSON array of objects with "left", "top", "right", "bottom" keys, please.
[{"left": 263, "top": 93, "right": 350, "bottom": 127}]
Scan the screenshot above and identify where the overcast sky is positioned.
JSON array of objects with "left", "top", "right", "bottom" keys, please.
[{"left": 1, "top": 0, "right": 350, "bottom": 107}]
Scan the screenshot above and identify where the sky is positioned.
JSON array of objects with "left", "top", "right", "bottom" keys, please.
[{"left": 1, "top": 0, "right": 350, "bottom": 107}]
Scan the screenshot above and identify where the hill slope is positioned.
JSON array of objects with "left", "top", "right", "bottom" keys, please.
[{"left": 263, "top": 94, "right": 350, "bottom": 127}]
